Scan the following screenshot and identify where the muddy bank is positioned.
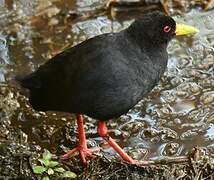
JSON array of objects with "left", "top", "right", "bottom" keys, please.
[{"left": 0, "top": 0, "right": 214, "bottom": 179}]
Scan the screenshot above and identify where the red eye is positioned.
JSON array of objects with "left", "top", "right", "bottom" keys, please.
[{"left": 163, "top": 26, "right": 171, "bottom": 33}]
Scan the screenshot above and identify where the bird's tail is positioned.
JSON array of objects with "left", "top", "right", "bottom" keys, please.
[
  {"left": 15, "top": 73, "right": 41, "bottom": 90},
  {"left": 15, "top": 74, "right": 48, "bottom": 111}
]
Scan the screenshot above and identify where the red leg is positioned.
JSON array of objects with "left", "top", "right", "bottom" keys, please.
[
  {"left": 61, "top": 114, "right": 99, "bottom": 164},
  {"left": 97, "top": 121, "right": 135, "bottom": 164}
]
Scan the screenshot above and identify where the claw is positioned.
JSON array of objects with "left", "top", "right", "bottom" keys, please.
[{"left": 61, "top": 146, "right": 100, "bottom": 164}]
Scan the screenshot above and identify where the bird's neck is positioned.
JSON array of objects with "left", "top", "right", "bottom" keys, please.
[
  {"left": 123, "top": 27, "right": 168, "bottom": 76},
  {"left": 124, "top": 26, "right": 168, "bottom": 51}
]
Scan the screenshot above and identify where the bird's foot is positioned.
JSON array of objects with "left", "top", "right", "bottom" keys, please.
[{"left": 61, "top": 146, "right": 100, "bottom": 164}]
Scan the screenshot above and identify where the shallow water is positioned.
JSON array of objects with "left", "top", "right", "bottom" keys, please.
[{"left": 0, "top": 0, "right": 213, "bottom": 165}]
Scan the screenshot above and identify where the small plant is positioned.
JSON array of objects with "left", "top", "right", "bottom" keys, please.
[{"left": 33, "top": 149, "right": 77, "bottom": 180}]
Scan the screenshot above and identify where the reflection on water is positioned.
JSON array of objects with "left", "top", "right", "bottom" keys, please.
[
  {"left": 0, "top": 0, "right": 213, "bottom": 161},
  {"left": 206, "top": 124, "right": 214, "bottom": 139},
  {"left": 0, "top": 34, "right": 9, "bottom": 82},
  {"left": 129, "top": 9, "right": 214, "bottom": 158}
]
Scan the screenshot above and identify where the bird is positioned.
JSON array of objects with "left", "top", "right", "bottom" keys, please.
[{"left": 16, "top": 11, "right": 198, "bottom": 165}]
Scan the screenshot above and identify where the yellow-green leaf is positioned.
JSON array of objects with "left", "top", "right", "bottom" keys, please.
[
  {"left": 42, "top": 150, "right": 52, "bottom": 160},
  {"left": 38, "top": 159, "right": 45, "bottom": 165},
  {"left": 33, "top": 166, "right": 46, "bottom": 174},
  {"left": 49, "top": 161, "right": 59, "bottom": 167},
  {"left": 54, "top": 167, "right": 65, "bottom": 173},
  {"left": 39, "top": 159, "right": 50, "bottom": 167},
  {"left": 63, "top": 171, "right": 77, "bottom": 178},
  {"left": 47, "top": 168, "right": 54, "bottom": 175},
  {"left": 42, "top": 176, "right": 50, "bottom": 180}
]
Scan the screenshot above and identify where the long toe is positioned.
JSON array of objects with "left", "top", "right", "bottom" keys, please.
[
  {"left": 61, "top": 146, "right": 100, "bottom": 164},
  {"left": 61, "top": 147, "right": 79, "bottom": 159}
]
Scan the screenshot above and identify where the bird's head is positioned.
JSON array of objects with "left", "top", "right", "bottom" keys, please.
[{"left": 127, "top": 11, "right": 199, "bottom": 46}]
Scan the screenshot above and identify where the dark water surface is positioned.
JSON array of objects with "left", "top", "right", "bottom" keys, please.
[{"left": 0, "top": 0, "right": 213, "bottom": 163}]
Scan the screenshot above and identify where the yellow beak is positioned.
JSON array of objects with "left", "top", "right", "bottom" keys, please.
[{"left": 176, "top": 23, "right": 199, "bottom": 36}]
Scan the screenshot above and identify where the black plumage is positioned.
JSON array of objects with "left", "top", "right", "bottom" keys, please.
[{"left": 17, "top": 11, "right": 176, "bottom": 120}]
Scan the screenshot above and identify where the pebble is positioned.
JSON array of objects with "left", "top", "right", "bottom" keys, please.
[{"left": 200, "top": 91, "right": 214, "bottom": 104}]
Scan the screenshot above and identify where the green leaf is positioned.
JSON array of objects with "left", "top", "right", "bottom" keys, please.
[
  {"left": 33, "top": 166, "right": 46, "bottom": 174},
  {"left": 49, "top": 161, "right": 59, "bottom": 167},
  {"left": 54, "top": 167, "right": 65, "bottom": 173},
  {"left": 42, "top": 176, "right": 50, "bottom": 180},
  {"left": 42, "top": 150, "right": 52, "bottom": 161},
  {"left": 47, "top": 168, "right": 54, "bottom": 175},
  {"left": 38, "top": 158, "right": 45, "bottom": 165},
  {"left": 39, "top": 159, "right": 50, "bottom": 167},
  {"left": 62, "top": 171, "right": 77, "bottom": 178},
  {"left": 44, "top": 159, "right": 51, "bottom": 167}
]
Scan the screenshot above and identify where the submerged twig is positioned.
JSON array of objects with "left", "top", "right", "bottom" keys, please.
[
  {"left": 138, "top": 156, "right": 189, "bottom": 166},
  {"left": 205, "top": 0, "right": 214, "bottom": 10}
]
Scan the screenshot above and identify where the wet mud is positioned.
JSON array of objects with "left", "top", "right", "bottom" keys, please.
[{"left": 0, "top": 0, "right": 213, "bottom": 179}]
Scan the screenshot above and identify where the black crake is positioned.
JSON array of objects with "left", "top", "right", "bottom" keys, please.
[{"left": 17, "top": 11, "right": 176, "bottom": 120}]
